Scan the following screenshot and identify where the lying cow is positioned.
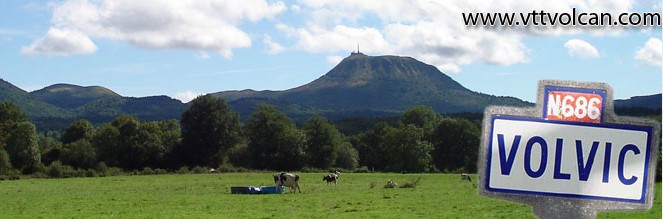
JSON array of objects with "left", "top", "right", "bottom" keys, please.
[
  {"left": 274, "top": 172, "right": 301, "bottom": 193},
  {"left": 384, "top": 179, "right": 398, "bottom": 188},
  {"left": 460, "top": 173, "right": 472, "bottom": 182}
]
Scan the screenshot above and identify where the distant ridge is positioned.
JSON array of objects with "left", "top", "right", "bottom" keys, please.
[
  {"left": 614, "top": 93, "right": 661, "bottom": 110},
  {"left": 0, "top": 79, "right": 73, "bottom": 119},
  {"left": 0, "top": 53, "right": 659, "bottom": 130}
]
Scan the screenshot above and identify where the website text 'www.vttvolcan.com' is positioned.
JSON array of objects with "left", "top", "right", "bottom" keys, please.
[{"left": 462, "top": 8, "right": 661, "bottom": 27}]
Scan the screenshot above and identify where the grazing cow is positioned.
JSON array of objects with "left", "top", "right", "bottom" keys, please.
[
  {"left": 323, "top": 173, "right": 339, "bottom": 185},
  {"left": 274, "top": 172, "right": 301, "bottom": 193},
  {"left": 460, "top": 173, "right": 472, "bottom": 182}
]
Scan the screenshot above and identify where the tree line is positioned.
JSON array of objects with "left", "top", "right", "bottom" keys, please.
[{"left": 0, "top": 95, "right": 483, "bottom": 177}]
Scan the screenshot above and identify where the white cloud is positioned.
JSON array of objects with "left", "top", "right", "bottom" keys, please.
[
  {"left": 564, "top": 39, "right": 600, "bottom": 59},
  {"left": 437, "top": 64, "right": 461, "bottom": 74},
  {"left": 263, "top": 35, "right": 285, "bottom": 54},
  {"left": 290, "top": 4, "right": 301, "bottom": 12},
  {"left": 635, "top": 38, "right": 662, "bottom": 66},
  {"left": 280, "top": 0, "right": 633, "bottom": 72},
  {"left": 174, "top": 91, "right": 202, "bottom": 103},
  {"left": 326, "top": 55, "right": 343, "bottom": 66},
  {"left": 196, "top": 51, "right": 211, "bottom": 59},
  {"left": 287, "top": 25, "right": 391, "bottom": 53},
  {"left": 25, "top": 0, "right": 287, "bottom": 57},
  {"left": 21, "top": 28, "right": 97, "bottom": 55}
]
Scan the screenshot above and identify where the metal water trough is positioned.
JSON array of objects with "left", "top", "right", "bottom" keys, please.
[{"left": 230, "top": 186, "right": 285, "bottom": 194}]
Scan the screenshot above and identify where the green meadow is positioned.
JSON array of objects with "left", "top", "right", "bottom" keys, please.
[{"left": 1, "top": 173, "right": 660, "bottom": 218}]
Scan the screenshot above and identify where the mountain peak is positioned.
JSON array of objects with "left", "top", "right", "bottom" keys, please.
[
  {"left": 348, "top": 51, "right": 367, "bottom": 57},
  {"left": 278, "top": 54, "right": 531, "bottom": 113},
  {"left": 293, "top": 53, "right": 463, "bottom": 91},
  {"left": 212, "top": 53, "right": 532, "bottom": 117}
]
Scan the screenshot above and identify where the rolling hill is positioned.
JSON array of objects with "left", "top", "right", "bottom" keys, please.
[
  {"left": 0, "top": 53, "right": 659, "bottom": 130},
  {"left": 0, "top": 79, "right": 73, "bottom": 119},
  {"left": 0, "top": 79, "right": 185, "bottom": 130},
  {"left": 31, "top": 84, "right": 122, "bottom": 110}
]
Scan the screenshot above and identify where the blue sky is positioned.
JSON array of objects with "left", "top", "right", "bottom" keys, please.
[{"left": 0, "top": 0, "right": 661, "bottom": 103}]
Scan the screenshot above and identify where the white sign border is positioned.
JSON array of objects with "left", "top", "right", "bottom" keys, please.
[
  {"left": 485, "top": 115, "right": 653, "bottom": 203},
  {"left": 477, "top": 80, "right": 660, "bottom": 217}
]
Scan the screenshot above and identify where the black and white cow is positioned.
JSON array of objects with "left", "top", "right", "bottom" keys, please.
[
  {"left": 274, "top": 172, "right": 301, "bottom": 193},
  {"left": 323, "top": 171, "right": 340, "bottom": 185}
]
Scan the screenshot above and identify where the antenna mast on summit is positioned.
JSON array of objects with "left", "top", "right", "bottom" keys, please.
[{"left": 357, "top": 43, "right": 360, "bottom": 53}]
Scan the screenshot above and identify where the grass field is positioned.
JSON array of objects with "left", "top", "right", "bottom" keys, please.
[{"left": 1, "top": 173, "right": 660, "bottom": 218}]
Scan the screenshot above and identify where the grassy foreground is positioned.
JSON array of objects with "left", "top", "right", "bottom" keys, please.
[{"left": 1, "top": 173, "right": 660, "bottom": 218}]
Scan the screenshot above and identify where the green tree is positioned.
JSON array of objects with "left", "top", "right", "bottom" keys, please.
[
  {"left": 61, "top": 139, "right": 96, "bottom": 169},
  {"left": 62, "top": 119, "right": 95, "bottom": 144},
  {"left": 0, "top": 149, "right": 12, "bottom": 174},
  {"left": 177, "top": 95, "right": 240, "bottom": 167},
  {"left": 227, "top": 142, "right": 251, "bottom": 168},
  {"left": 400, "top": 105, "right": 441, "bottom": 138},
  {"left": 0, "top": 102, "right": 26, "bottom": 124},
  {"left": 156, "top": 120, "right": 181, "bottom": 168},
  {"left": 40, "top": 131, "right": 63, "bottom": 166},
  {"left": 137, "top": 121, "right": 180, "bottom": 168},
  {"left": 113, "top": 115, "right": 143, "bottom": 169},
  {"left": 245, "top": 104, "right": 306, "bottom": 170},
  {"left": 352, "top": 122, "right": 393, "bottom": 171},
  {"left": 383, "top": 124, "right": 433, "bottom": 172},
  {"left": 92, "top": 124, "right": 121, "bottom": 167},
  {"left": 304, "top": 115, "right": 342, "bottom": 169},
  {"left": 0, "top": 102, "right": 27, "bottom": 150},
  {"left": 335, "top": 142, "right": 359, "bottom": 171},
  {"left": 431, "top": 118, "right": 480, "bottom": 173},
  {"left": 104, "top": 115, "right": 177, "bottom": 169},
  {"left": 5, "top": 122, "right": 40, "bottom": 173}
]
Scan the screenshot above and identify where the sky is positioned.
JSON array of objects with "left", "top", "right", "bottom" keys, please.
[{"left": 0, "top": 0, "right": 661, "bottom": 103}]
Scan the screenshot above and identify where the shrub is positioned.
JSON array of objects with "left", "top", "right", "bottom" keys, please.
[
  {"left": 217, "top": 163, "right": 250, "bottom": 173},
  {"left": 32, "top": 163, "right": 48, "bottom": 176},
  {"left": 177, "top": 166, "right": 190, "bottom": 174},
  {"left": 0, "top": 169, "right": 21, "bottom": 180},
  {"left": 48, "top": 161, "right": 64, "bottom": 178},
  {"left": 59, "top": 165, "right": 76, "bottom": 178},
  {"left": 95, "top": 162, "right": 108, "bottom": 177},
  {"left": 73, "top": 168, "right": 86, "bottom": 178},
  {"left": 300, "top": 166, "right": 324, "bottom": 173},
  {"left": 354, "top": 166, "right": 371, "bottom": 173},
  {"left": 141, "top": 167, "right": 155, "bottom": 175},
  {"left": 85, "top": 169, "right": 98, "bottom": 177},
  {"left": 191, "top": 166, "right": 207, "bottom": 174},
  {"left": 154, "top": 168, "right": 168, "bottom": 175},
  {"left": 0, "top": 150, "right": 12, "bottom": 175},
  {"left": 106, "top": 167, "right": 124, "bottom": 176}
]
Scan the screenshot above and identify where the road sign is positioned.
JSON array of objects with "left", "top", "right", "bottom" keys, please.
[
  {"left": 478, "top": 80, "right": 660, "bottom": 218},
  {"left": 543, "top": 86, "right": 605, "bottom": 123}
]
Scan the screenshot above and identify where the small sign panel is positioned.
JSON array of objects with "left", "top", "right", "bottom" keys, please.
[
  {"left": 486, "top": 116, "right": 652, "bottom": 203},
  {"left": 543, "top": 87, "right": 605, "bottom": 123}
]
